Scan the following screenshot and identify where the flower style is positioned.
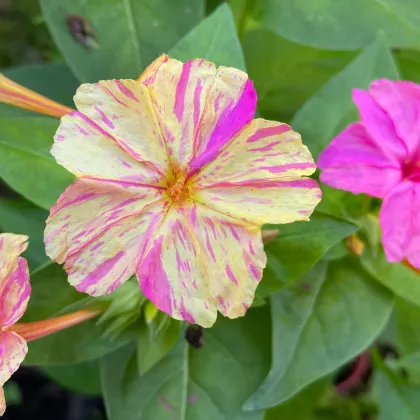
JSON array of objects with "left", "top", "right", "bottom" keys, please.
[
  {"left": 0, "top": 233, "right": 31, "bottom": 416},
  {"left": 319, "top": 79, "right": 420, "bottom": 268},
  {"left": 44, "top": 55, "right": 321, "bottom": 327}
]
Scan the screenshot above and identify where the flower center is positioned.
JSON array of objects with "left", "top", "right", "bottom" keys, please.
[
  {"left": 403, "top": 158, "right": 420, "bottom": 182},
  {"left": 167, "top": 176, "right": 190, "bottom": 203}
]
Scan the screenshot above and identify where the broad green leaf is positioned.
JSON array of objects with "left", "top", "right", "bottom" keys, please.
[
  {"left": 170, "top": 3, "right": 246, "bottom": 70},
  {"left": 257, "top": 212, "right": 357, "bottom": 297},
  {"left": 264, "top": 380, "right": 328, "bottom": 420},
  {"left": 362, "top": 248, "right": 420, "bottom": 309},
  {"left": 0, "top": 62, "right": 78, "bottom": 117},
  {"left": 243, "top": 29, "right": 355, "bottom": 121},
  {"left": 256, "top": 0, "right": 420, "bottom": 50},
  {"left": 41, "top": 0, "right": 204, "bottom": 82},
  {"left": 137, "top": 319, "right": 182, "bottom": 376},
  {"left": 42, "top": 359, "right": 102, "bottom": 396},
  {"left": 0, "top": 117, "right": 74, "bottom": 209},
  {"left": 395, "top": 298, "right": 420, "bottom": 355},
  {"left": 102, "top": 307, "right": 271, "bottom": 420},
  {"left": 0, "top": 197, "right": 48, "bottom": 268},
  {"left": 395, "top": 49, "right": 420, "bottom": 84},
  {"left": 22, "top": 262, "right": 135, "bottom": 365},
  {"left": 246, "top": 259, "right": 393, "bottom": 410},
  {"left": 291, "top": 36, "right": 399, "bottom": 161},
  {"left": 374, "top": 369, "right": 420, "bottom": 420}
]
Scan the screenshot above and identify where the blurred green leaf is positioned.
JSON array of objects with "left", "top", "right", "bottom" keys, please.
[
  {"left": 102, "top": 306, "right": 271, "bottom": 420},
  {"left": 374, "top": 368, "right": 420, "bottom": 420},
  {"left": 0, "top": 117, "right": 74, "bottom": 209},
  {"left": 243, "top": 29, "right": 355, "bottom": 121},
  {"left": 292, "top": 36, "right": 399, "bottom": 161},
  {"left": 0, "top": 197, "right": 48, "bottom": 268},
  {"left": 42, "top": 359, "right": 102, "bottom": 395},
  {"left": 4, "top": 382, "right": 22, "bottom": 406},
  {"left": 137, "top": 318, "right": 182, "bottom": 376},
  {"left": 396, "top": 298, "right": 420, "bottom": 355},
  {"left": 257, "top": 212, "right": 357, "bottom": 297},
  {"left": 264, "top": 379, "right": 328, "bottom": 420},
  {"left": 170, "top": 3, "right": 246, "bottom": 70},
  {"left": 395, "top": 49, "right": 420, "bottom": 84},
  {"left": 41, "top": 0, "right": 204, "bottom": 82},
  {"left": 0, "top": 62, "right": 78, "bottom": 117},
  {"left": 390, "top": 351, "right": 420, "bottom": 385},
  {"left": 256, "top": 0, "right": 420, "bottom": 50},
  {"left": 246, "top": 259, "right": 393, "bottom": 410}
]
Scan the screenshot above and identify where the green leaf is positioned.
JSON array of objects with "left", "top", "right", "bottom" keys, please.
[
  {"left": 102, "top": 306, "right": 271, "bottom": 420},
  {"left": 291, "top": 36, "right": 399, "bottom": 161},
  {"left": 395, "top": 49, "right": 420, "bottom": 84},
  {"left": 257, "top": 212, "right": 357, "bottom": 297},
  {"left": 390, "top": 351, "right": 420, "bottom": 385},
  {"left": 264, "top": 379, "right": 328, "bottom": 420},
  {"left": 246, "top": 258, "right": 393, "bottom": 410},
  {"left": 395, "top": 298, "right": 420, "bottom": 355},
  {"left": 0, "top": 62, "right": 78, "bottom": 117},
  {"left": 256, "top": 0, "right": 420, "bottom": 50},
  {"left": 42, "top": 359, "right": 102, "bottom": 396},
  {"left": 0, "top": 197, "right": 48, "bottom": 268},
  {"left": 374, "top": 369, "right": 420, "bottom": 420},
  {"left": 137, "top": 319, "right": 182, "bottom": 376},
  {"left": 0, "top": 117, "right": 74, "bottom": 209},
  {"left": 170, "top": 3, "right": 246, "bottom": 70},
  {"left": 362, "top": 248, "right": 420, "bottom": 309},
  {"left": 243, "top": 29, "right": 355, "bottom": 121},
  {"left": 41, "top": 0, "right": 204, "bottom": 82}
]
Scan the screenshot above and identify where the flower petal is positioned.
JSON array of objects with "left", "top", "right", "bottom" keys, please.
[
  {"left": 142, "top": 58, "right": 217, "bottom": 173},
  {"left": 352, "top": 88, "right": 407, "bottom": 162},
  {"left": 48, "top": 188, "right": 169, "bottom": 296},
  {"left": 0, "top": 74, "right": 72, "bottom": 118},
  {"left": 137, "top": 201, "right": 266, "bottom": 327},
  {"left": 380, "top": 180, "right": 420, "bottom": 268},
  {"left": 73, "top": 80, "right": 171, "bottom": 177},
  {"left": 0, "top": 387, "right": 5, "bottom": 416},
  {"left": 192, "top": 179, "right": 321, "bottom": 225},
  {"left": 0, "top": 233, "right": 28, "bottom": 281},
  {"left": 369, "top": 79, "right": 420, "bottom": 157},
  {"left": 0, "top": 331, "right": 27, "bottom": 387},
  {"left": 318, "top": 122, "right": 402, "bottom": 198},
  {"left": 0, "top": 257, "right": 30, "bottom": 328},
  {"left": 53, "top": 111, "right": 163, "bottom": 185},
  {"left": 45, "top": 179, "right": 164, "bottom": 264},
  {"left": 141, "top": 57, "right": 257, "bottom": 174},
  {"left": 193, "top": 119, "right": 316, "bottom": 187}
]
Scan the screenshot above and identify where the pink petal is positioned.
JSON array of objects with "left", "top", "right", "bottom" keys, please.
[
  {"left": 369, "top": 79, "right": 420, "bottom": 157},
  {"left": 193, "top": 119, "right": 316, "bottom": 187},
  {"left": 53, "top": 111, "right": 163, "bottom": 185},
  {"left": 0, "top": 234, "right": 30, "bottom": 327},
  {"left": 137, "top": 201, "right": 266, "bottom": 328},
  {"left": 0, "top": 331, "right": 27, "bottom": 386},
  {"left": 45, "top": 179, "right": 169, "bottom": 296},
  {"left": 192, "top": 179, "right": 321, "bottom": 225},
  {"left": 73, "top": 80, "right": 172, "bottom": 176},
  {"left": 352, "top": 88, "right": 407, "bottom": 162},
  {"left": 380, "top": 180, "right": 420, "bottom": 268},
  {"left": 319, "top": 122, "right": 402, "bottom": 198}
]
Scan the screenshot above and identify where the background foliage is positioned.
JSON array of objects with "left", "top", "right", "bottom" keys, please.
[{"left": 2, "top": 0, "right": 420, "bottom": 418}]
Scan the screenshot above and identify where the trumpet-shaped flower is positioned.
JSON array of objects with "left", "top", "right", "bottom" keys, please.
[
  {"left": 0, "top": 233, "right": 30, "bottom": 416},
  {"left": 319, "top": 79, "right": 420, "bottom": 268},
  {"left": 45, "top": 55, "right": 321, "bottom": 327}
]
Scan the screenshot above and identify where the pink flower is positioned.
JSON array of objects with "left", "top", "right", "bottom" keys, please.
[
  {"left": 0, "top": 233, "right": 31, "bottom": 415},
  {"left": 319, "top": 79, "right": 420, "bottom": 267},
  {"left": 45, "top": 55, "right": 321, "bottom": 327}
]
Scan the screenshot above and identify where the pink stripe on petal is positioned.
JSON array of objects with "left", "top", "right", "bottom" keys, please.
[
  {"left": 174, "top": 60, "right": 192, "bottom": 122},
  {"left": 0, "top": 331, "right": 27, "bottom": 387}
]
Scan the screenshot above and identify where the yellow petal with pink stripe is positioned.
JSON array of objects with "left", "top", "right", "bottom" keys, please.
[
  {"left": 137, "top": 201, "right": 265, "bottom": 327},
  {"left": 0, "top": 234, "right": 30, "bottom": 328},
  {"left": 192, "top": 179, "right": 321, "bottom": 225},
  {"left": 0, "top": 74, "right": 72, "bottom": 118},
  {"left": 0, "top": 331, "right": 27, "bottom": 387},
  {"left": 52, "top": 111, "right": 163, "bottom": 185},
  {"left": 74, "top": 80, "right": 171, "bottom": 177},
  {"left": 0, "top": 387, "right": 5, "bottom": 416},
  {"left": 193, "top": 119, "right": 317, "bottom": 186}
]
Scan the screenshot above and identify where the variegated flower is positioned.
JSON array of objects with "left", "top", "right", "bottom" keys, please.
[
  {"left": 45, "top": 55, "right": 321, "bottom": 327},
  {"left": 0, "top": 234, "right": 30, "bottom": 415}
]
